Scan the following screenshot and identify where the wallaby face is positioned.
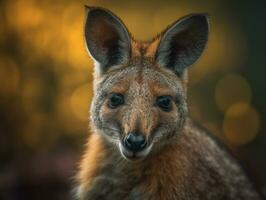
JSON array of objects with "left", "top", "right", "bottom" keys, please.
[
  {"left": 84, "top": 7, "right": 209, "bottom": 161},
  {"left": 77, "top": 6, "right": 262, "bottom": 200}
]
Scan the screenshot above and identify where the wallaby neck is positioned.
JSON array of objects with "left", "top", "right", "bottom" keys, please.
[
  {"left": 79, "top": 131, "right": 186, "bottom": 189},
  {"left": 77, "top": 122, "right": 198, "bottom": 200}
]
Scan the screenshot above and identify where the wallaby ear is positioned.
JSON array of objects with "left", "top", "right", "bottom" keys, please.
[
  {"left": 155, "top": 14, "right": 209, "bottom": 76},
  {"left": 84, "top": 6, "right": 131, "bottom": 74}
]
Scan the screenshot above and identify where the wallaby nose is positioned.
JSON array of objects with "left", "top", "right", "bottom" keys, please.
[{"left": 124, "top": 133, "right": 147, "bottom": 152}]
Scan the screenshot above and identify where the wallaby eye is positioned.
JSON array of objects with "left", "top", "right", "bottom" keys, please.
[
  {"left": 108, "top": 93, "right": 124, "bottom": 109},
  {"left": 156, "top": 95, "right": 173, "bottom": 112}
]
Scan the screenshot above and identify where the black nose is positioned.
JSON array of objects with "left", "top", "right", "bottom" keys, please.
[{"left": 124, "top": 133, "right": 147, "bottom": 152}]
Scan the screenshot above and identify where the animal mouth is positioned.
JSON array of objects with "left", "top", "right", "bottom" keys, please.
[{"left": 118, "top": 142, "right": 153, "bottom": 161}]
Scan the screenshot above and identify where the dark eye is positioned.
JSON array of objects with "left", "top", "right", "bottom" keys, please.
[
  {"left": 156, "top": 95, "right": 173, "bottom": 112},
  {"left": 108, "top": 93, "right": 124, "bottom": 109}
]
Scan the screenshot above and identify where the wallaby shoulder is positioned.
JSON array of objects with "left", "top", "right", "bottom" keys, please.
[{"left": 177, "top": 118, "right": 263, "bottom": 200}]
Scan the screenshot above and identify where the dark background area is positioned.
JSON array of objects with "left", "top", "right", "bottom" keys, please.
[{"left": 0, "top": 0, "right": 265, "bottom": 199}]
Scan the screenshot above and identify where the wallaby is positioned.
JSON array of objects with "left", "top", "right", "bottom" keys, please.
[{"left": 75, "top": 6, "right": 263, "bottom": 200}]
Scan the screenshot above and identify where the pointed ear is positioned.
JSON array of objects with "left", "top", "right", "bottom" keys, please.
[
  {"left": 155, "top": 14, "right": 209, "bottom": 76},
  {"left": 84, "top": 6, "right": 131, "bottom": 74}
]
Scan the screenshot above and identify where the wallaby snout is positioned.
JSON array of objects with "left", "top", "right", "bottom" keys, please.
[{"left": 124, "top": 132, "right": 147, "bottom": 152}]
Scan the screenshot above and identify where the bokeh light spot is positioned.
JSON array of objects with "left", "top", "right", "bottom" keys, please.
[
  {"left": 6, "top": 0, "right": 43, "bottom": 31},
  {"left": 223, "top": 102, "right": 260, "bottom": 145},
  {"left": 70, "top": 83, "right": 92, "bottom": 122},
  {"left": 0, "top": 57, "right": 20, "bottom": 96},
  {"left": 215, "top": 74, "right": 252, "bottom": 112}
]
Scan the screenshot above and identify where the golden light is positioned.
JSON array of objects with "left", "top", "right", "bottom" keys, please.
[
  {"left": 56, "top": 94, "right": 77, "bottom": 132},
  {"left": 215, "top": 74, "right": 252, "bottom": 112},
  {"left": 223, "top": 102, "right": 260, "bottom": 145},
  {"left": 62, "top": 4, "right": 92, "bottom": 69},
  {"left": 21, "top": 112, "right": 58, "bottom": 150},
  {"left": 70, "top": 83, "right": 92, "bottom": 122},
  {"left": 152, "top": 3, "right": 199, "bottom": 37},
  {"left": 1, "top": 0, "right": 260, "bottom": 149},
  {"left": 0, "top": 56, "right": 20, "bottom": 96},
  {"left": 21, "top": 77, "right": 43, "bottom": 113},
  {"left": 6, "top": 0, "right": 43, "bottom": 31}
]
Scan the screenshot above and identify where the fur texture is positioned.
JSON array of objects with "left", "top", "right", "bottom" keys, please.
[{"left": 75, "top": 6, "right": 263, "bottom": 200}]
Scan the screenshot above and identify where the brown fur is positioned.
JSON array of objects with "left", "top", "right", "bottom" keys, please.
[
  {"left": 77, "top": 133, "right": 105, "bottom": 192},
  {"left": 75, "top": 6, "right": 263, "bottom": 200}
]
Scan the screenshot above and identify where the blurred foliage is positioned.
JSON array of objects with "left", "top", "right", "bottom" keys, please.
[{"left": 0, "top": 0, "right": 265, "bottom": 199}]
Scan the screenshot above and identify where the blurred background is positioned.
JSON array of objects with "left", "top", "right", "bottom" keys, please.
[{"left": 0, "top": 0, "right": 265, "bottom": 199}]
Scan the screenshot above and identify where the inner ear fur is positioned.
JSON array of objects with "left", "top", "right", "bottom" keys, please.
[
  {"left": 155, "top": 14, "right": 209, "bottom": 76},
  {"left": 84, "top": 6, "right": 131, "bottom": 74}
]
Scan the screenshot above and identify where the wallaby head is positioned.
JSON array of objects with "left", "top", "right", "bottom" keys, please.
[{"left": 84, "top": 6, "right": 209, "bottom": 161}]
